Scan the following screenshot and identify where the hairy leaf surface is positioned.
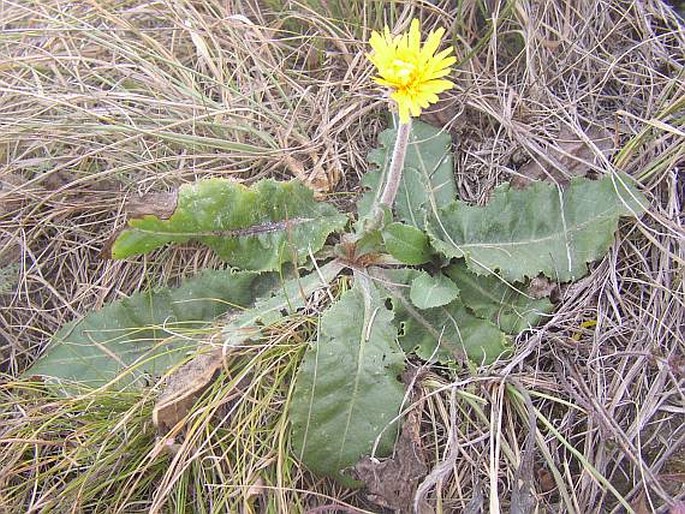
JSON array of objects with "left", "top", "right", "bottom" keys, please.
[
  {"left": 290, "top": 274, "right": 405, "bottom": 483},
  {"left": 108, "top": 179, "right": 347, "bottom": 271},
  {"left": 445, "top": 261, "right": 554, "bottom": 334},
  {"left": 359, "top": 121, "right": 456, "bottom": 228},
  {"left": 428, "top": 175, "right": 646, "bottom": 282},
  {"left": 26, "top": 270, "right": 275, "bottom": 389}
]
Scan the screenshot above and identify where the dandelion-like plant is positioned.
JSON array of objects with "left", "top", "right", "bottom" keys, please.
[{"left": 367, "top": 19, "right": 455, "bottom": 212}]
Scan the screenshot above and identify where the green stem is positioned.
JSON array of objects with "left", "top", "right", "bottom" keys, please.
[{"left": 378, "top": 119, "right": 412, "bottom": 208}]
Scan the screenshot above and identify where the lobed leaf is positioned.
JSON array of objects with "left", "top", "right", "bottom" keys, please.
[
  {"left": 108, "top": 179, "right": 347, "bottom": 271},
  {"left": 359, "top": 121, "right": 456, "bottom": 228},
  {"left": 290, "top": 273, "right": 406, "bottom": 484},
  {"left": 445, "top": 261, "right": 554, "bottom": 334},
  {"left": 26, "top": 270, "right": 276, "bottom": 390},
  {"left": 378, "top": 269, "right": 509, "bottom": 365},
  {"left": 428, "top": 175, "right": 646, "bottom": 282}
]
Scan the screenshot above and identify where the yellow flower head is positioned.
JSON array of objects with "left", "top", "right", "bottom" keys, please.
[{"left": 368, "top": 19, "right": 456, "bottom": 123}]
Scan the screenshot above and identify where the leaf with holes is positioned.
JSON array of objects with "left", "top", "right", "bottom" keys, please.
[
  {"left": 445, "top": 261, "right": 554, "bottom": 334},
  {"left": 289, "top": 273, "right": 406, "bottom": 485},
  {"left": 377, "top": 268, "right": 509, "bottom": 364},
  {"left": 106, "top": 179, "right": 347, "bottom": 271}
]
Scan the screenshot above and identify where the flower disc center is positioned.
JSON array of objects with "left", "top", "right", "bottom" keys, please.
[{"left": 391, "top": 58, "right": 418, "bottom": 86}]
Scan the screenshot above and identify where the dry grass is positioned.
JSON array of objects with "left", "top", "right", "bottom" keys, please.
[{"left": 0, "top": 0, "right": 683, "bottom": 512}]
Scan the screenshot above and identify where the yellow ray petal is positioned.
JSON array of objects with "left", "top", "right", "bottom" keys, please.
[{"left": 368, "top": 18, "right": 456, "bottom": 123}]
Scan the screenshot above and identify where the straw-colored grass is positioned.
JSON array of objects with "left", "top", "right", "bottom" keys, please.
[{"left": 1, "top": 0, "right": 683, "bottom": 512}]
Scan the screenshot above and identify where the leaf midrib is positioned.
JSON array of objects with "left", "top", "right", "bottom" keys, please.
[
  {"left": 443, "top": 206, "right": 617, "bottom": 249},
  {"left": 336, "top": 279, "right": 371, "bottom": 468}
]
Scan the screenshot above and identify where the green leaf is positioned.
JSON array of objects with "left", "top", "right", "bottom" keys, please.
[
  {"left": 428, "top": 175, "right": 646, "bottom": 282},
  {"left": 382, "top": 222, "right": 432, "bottom": 265},
  {"left": 290, "top": 273, "right": 406, "bottom": 484},
  {"left": 26, "top": 270, "right": 276, "bottom": 390},
  {"left": 445, "top": 261, "right": 554, "bottom": 334},
  {"left": 351, "top": 228, "right": 384, "bottom": 259},
  {"left": 398, "top": 299, "right": 509, "bottom": 365},
  {"left": 409, "top": 271, "right": 460, "bottom": 309},
  {"left": 109, "top": 179, "right": 347, "bottom": 271},
  {"left": 378, "top": 269, "right": 509, "bottom": 364},
  {"left": 223, "top": 260, "right": 344, "bottom": 347},
  {"left": 359, "top": 121, "right": 457, "bottom": 228}
]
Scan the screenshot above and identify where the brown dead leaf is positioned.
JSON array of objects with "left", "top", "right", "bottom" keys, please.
[
  {"left": 527, "top": 276, "right": 557, "bottom": 300},
  {"left": 667, "top": 353, "right": 685, "bottom": 381},
  {"left": 354, "top": 372, "right": 427, "bottom": 514},
  {"left": 513, "top": 125, "right": 614, "bottom": 188},
  {"left": 246, "top": 476, "right": 265, "bottom": 500},
  {"left": 152, "top": 348, "right": 223, "bottom": 432},
  {"left": 282, "top": 155, "right": 308, "bottom": 183},
  {"left": 99, "top": 232, "right": 119, "bottom": 259},
  {"left": 536, "top": 466, "right": 556, "bottom": 493},
  {"left": 630, "top": 491, "right": 685, "bottom": 514},
  {"left": 277, "top": 122, "right": 340, "bottom": 194},
  {"left": 126, "top": 190, "right": 178, "bottom": 219},
  {"left": 100, "top": 190, "right": 179, "bottom": 258},
  {"left": 354, "top": 416, "right": 427, "bottom": 513},
  {"left": 281, "top": 153, "right": 339, "bottom": 195},
  {"left": 39, "top": 170, "right": 76, "bottom": 191}
]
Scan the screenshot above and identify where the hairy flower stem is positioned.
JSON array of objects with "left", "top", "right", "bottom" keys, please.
[
  {"left": 378, "top": 119, "right": 412, "bottom": 208},
  {"left": 362, "top": 119, "right": 412, "bottom": 233}
]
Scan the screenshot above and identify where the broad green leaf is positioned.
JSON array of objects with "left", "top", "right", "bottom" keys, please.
[
  {"left": 290, "top": 273, "right": 405, "bottom": 484},
  {"left": 428, "top": 175, "right": 646, "bottom": 282},
  {"left": 223, "top": 260, "right": 344, "bottom": 347},
  {"left": 26, "top": 270, "right": 276, "bottom": 390},
  {"left": 109, "top": 179, "right": 347, "bottom": 271},
  {"left": 382, "top": 222, "right": 432, "bottom": 265},
  {"left": 445, "top": 261, "right": 554, "bottom": 334},
  {"left": 359, "top": 121, "right": 457, "bottom": 228},
  {"left": 397, "top": 298, "right": 509, "bottom": 365},
  {"left": 409, "top": 271, "right": 460, "bottom": 309},
  {"left": 378, "top": 269, "right": 509, "bottom": 364}
]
